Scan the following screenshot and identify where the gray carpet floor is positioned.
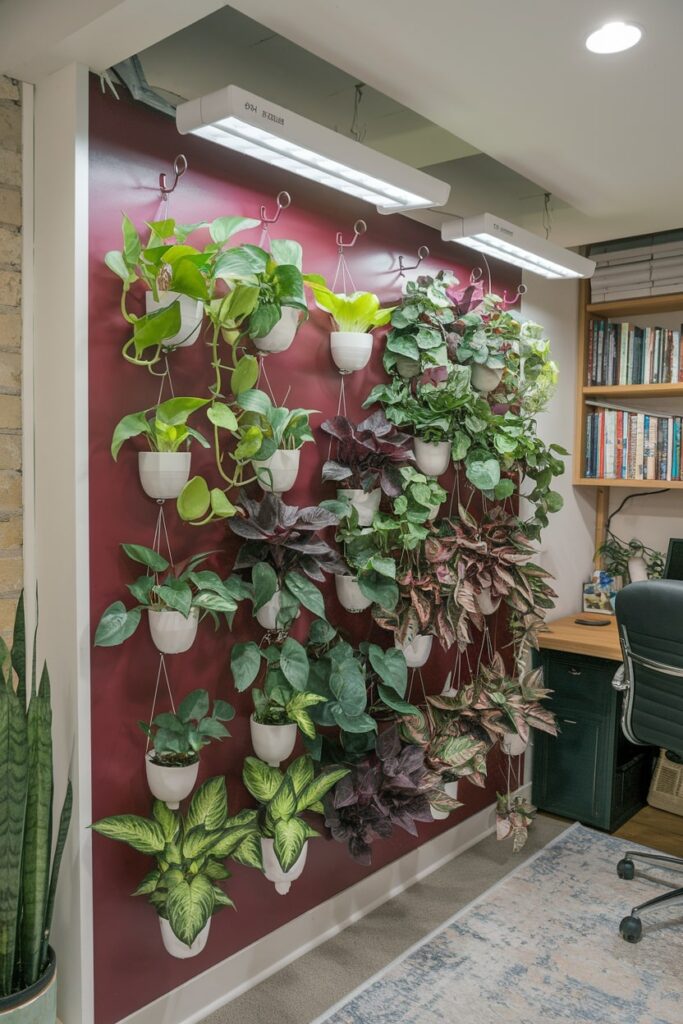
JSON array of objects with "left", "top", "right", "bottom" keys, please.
[{"left": 200, "top": 814, "right": 568, "bottom": 1024}]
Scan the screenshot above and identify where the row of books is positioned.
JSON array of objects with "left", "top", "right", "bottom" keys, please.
[
  {"left": 590, "top": 239, "right": 683, "bottom": 302},
  {"left": 584, "top": 407, "right": 683, "bottom": 481},
  {"left": 587, "top": 319, "right": 683, "bottom": 386}
]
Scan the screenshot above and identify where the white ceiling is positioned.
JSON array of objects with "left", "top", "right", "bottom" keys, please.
[{"left": 220, "top": 0, "right": 683, "bottom": 246}]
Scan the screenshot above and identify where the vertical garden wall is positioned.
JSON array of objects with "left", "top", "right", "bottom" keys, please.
[{"left": 88, "top": 77, "right": 561, "bottom": 1024}]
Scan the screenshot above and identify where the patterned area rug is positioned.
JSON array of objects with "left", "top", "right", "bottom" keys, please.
[{"left": 312, "top": 823, "right": 683, "bottom": 1024}]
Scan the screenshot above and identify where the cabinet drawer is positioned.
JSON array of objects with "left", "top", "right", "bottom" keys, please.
[
  {"left": 533, "top": 710, "right": 610, "bottom": 827},
  {"left": 541, "top": 651, "right": 618, "bottom": 715}
]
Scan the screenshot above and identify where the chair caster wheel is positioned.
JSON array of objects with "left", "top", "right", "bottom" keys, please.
[
  {"left": 617, "top": 858, "right": 635, "bottom": 880},
  {"left": 620, "top": 915, "right": 642, "bottom": 943}
]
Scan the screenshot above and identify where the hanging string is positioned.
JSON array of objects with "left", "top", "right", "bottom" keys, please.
[
  {"left": 150, "top": 503, "right": 176, "bottom": 567},
  {"left": 144, "top": 654, "right": 177, "bottom": 753},
  {"left": 258, "top": 356, "right": 291, "bottom": 409},
  {"left": 326, "top": 377, "right": 348, "bottom": 461}
]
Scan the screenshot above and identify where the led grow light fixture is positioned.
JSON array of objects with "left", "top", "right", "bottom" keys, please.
[
  {"left": 441, "top": 213, "right": 595, "bottom": 280},
  {"left": 176, "top": 86, "right": 450, "bottom": 214}
]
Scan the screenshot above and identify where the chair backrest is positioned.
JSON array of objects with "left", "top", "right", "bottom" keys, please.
[{"left": 615, "top": 580, "right": 683, "bottom": 753}]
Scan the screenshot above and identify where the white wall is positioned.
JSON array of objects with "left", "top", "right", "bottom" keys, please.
[{"left": 521, "top": 275, "right": 596, "bottom": 617}]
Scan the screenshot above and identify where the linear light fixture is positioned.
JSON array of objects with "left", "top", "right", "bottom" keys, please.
[
  {"left": 441, "top": 213, "right": 595, "bottom": 280},
  {"left": 176, "top": 86, "right": 450, "bottom": 214}
]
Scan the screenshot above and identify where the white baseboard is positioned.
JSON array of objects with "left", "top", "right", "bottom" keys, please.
[{"left": 118, "top": 783, "right": 531, "bottom": 1024}]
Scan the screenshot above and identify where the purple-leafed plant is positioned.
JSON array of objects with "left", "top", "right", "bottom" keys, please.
[
  {"left": 324, "top": 725, "right": 450, "bottom": 865},
  {"left": 320, "top": 411, "right": 415, "bottom": 496},
  {"left": 496, "top": 793, "right": 535, "bottom": 852}
]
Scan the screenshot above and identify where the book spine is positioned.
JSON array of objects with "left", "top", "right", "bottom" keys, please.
[
  {"left": 598, "top": 409, "right": 606, "bottom": 478},
  {"left": 587, "top": 320, "right": 594, "bottom": 385},
  {"left": 667, "top": 416, "right": 674, "bottom": 481},
  {"left": 604, "top": 409, "right": 616, "bottom": 478},
  {"left": 645, "top": 415, "right": 657, "bottom": 479},
  {"left": 673, "top": 418, "right": 680, "bottom": 480},
  {"left": 619, "top": 323, "right": 629, "bottom": 385},
  {"left": 627, "top": 326, "right": 635, "bottom": 385},
  {"left": 645, "top": 327, "right": 653, "bottom": 384},
  {"left": 627, "top": 414, "right": 637, "bottom": 480},
  {"left": 615, "top": 411, "right": 624, "bottom": 480},
  {"left": 675, "top": 330, "right": 681, "bottom": 384},
  {"left": 635, "top": 413, "right": 645, "bottom": 480}
]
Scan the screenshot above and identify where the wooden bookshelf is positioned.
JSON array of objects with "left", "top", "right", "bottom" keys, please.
[{"left": 573, "top": 282, "right": 683, "bottom": 555}]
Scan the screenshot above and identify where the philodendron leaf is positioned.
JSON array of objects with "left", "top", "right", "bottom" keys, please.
[
  {"left": 121, "top": 544, "right": 169, "bottom": 573},
  {"left": 210, "top": 489, "right": 237, "bottom": 519},
  {"left": 177, "top": 476, "right": 211, "bottom": 522},
  {"left": 252, "top": 563, "right": 278, "bottom": 611},
  {"left": 166, "top": 874, "right": 215, "bottom": 946},
  {"left": 209, "top": 216, "right": 260, "bottom": 245},
  {"left": 230, "top": 642, "right": 262, "bottom": 692},
  {"left": 280, "top": 637, "right": 309, "bottom": 692},
  {"left": 177, "top": 689, "right": 210, "bottom": 724},
  {"left": 377, "top": 685, "right": 418, "bottom": 716},
  {"left": 284, "top": 572, "right": 326, "bottom": 620},
  {"left": 94, "top": 602, "right": 141, "bottom": 647},
  {"left": 368, "top": 645, "right": 407, "bottom": 696},
  {"left": 231, "top": 356, "right": 259, "bottom": 397},
  {"left": 207, "top": 403, "right": 238, "bottom": 431},
  {"left": 111, "top": 411, "right": 150, "bottom": 460},
  {"left": 273, "top": 817, "right": 308, "bottom": 873}
]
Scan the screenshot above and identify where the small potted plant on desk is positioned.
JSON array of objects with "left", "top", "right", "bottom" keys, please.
[{"left": 140, "top": 688, "right": 235, "bottom": 807}]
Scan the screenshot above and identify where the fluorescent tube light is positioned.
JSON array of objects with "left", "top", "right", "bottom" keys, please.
[
  {"left": 176, "top": 86, "right": 450, "bottom": 214},
  {"left": 441, "top": 213, "right": 595, "bottom": 280}
]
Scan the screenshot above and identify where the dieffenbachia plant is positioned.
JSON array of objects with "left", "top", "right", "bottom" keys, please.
[{"left": 91, "top": 777, "right": 262, "bottom": 947}]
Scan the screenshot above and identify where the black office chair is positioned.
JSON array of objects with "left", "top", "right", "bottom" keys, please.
[{"left": 613, "top": 580, "right": 683, "bottom": 943}]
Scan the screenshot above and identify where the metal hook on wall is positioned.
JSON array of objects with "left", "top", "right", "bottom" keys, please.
[
  {"left": 336, "top": 219, "right": 367, "bottom": 254},
  {"left": 398, "top": 244, "right": 430, "bottom": 278},
  {"left": 159, "top": 154, "right": 188, "bottom": 200},
  {"left": 260, "top": 190, "right": 291, "bottom": 225},
  {"left": 469, "top": 266, "right": 484, "bottom": 287},
  {"left": 502, "top": 283, "right": 528, "bottom": 307}
]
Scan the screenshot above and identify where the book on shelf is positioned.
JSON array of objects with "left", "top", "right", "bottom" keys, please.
[
  {"left": 584, "top": 404, "right": 683, "bottom": 481},
  {"left": 587, "top": 317, "right": 683, "bottom": 386}
]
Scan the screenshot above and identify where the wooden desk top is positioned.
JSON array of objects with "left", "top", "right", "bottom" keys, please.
[{"left": 537, "top": 612, "right": 622, "bottom": 661}]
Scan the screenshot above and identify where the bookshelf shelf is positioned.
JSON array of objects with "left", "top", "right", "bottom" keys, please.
[
  {"left": 576, "top": 477, "right": 683, "bottom": 489},
  {"left": 587, "top": 294, "right": 683, "bottom": 317},
  {"left": 583, "top": 383, "right": 683, "bottom": 399}
]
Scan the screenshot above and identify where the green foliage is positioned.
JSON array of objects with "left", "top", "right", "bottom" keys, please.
[
  {"left": 596, "top": 535, "right": 664, "bottom": 581},
  {"left": 309, "top": 282, "right": 395, "bottom": 333},
  {"left": 0, "top": 593, "right": 72, "bottom": 997},
  {"left": 243, "top": 755, "right": 348, "bottom": 872},
  {"left": 383, "top": 271, "right": 455, "bottom": 375},
  {"left": 235, "top": 390, "right": 316, "bottom": 461},
  {"left": 91, "top": 778, "right": 261, "bottom": 946},
  {"left": 94, "top": 546, "right": 250, "bottom": 647},
  {"left": 364, "top": 364, "right": 472, "bottom": 443},
  {"left": 111, "top": 396, "right": 210, "bottom": 459},
  {"left": 139, "top": 690, "right": 235, "bottom": 765}
]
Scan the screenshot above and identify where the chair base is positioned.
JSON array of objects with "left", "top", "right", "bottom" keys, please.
[{"left": 616, "top": 850, "right": 683, "bottom": 942}]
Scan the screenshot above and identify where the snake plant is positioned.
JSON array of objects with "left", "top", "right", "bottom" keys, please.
[{"left": 0, "top": 592, "right": 73, "bottom": 998}]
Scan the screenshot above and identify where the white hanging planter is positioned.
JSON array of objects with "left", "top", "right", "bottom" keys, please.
[
  {"left": 159, "top": 917, "right": 211, "bottom": 959},
  {"left": 330, "top": 331, "right": 373, "bottom": 373},
  {"left": 145, "top": 291, "right": 203, "bottom": 348},
  {"left": 501, "top": 733, "right": 529, "bottom": 757},
  {"left": 335, "top": 574, "right": 372, "bottom": 613},
  {"left": 256, "top": 589, "right": 281, "bottom": 630},
  {"left": 471, "top": 364, "right": 504, "bottom": 394},
  {"left": 475, "top": 586, "right": 502, "bottom": 616},
  {"left": 253, "top": 449, "right": 301, "bottom": 494},
  {"left": 395, "top": 633, "right": 433, "bottom": 668},
  {"left": 252, "top": 306, "right": 300, "bottom": 354},
  {"left": 395, "top": 355, "right": 421, "bottom": 379},
  {"left": 431, "top": 779, "right": 460, "bottom": 821},
  {"left": 138, "top": 451, "right": 191, "bottom": 500},
  {"left": 145, "top": 752, "right": 199, "bottom": 810},
  {"left": 261, "top": 837, "right": 308, "bottom": 895},
  {"left": 413, "top": 438, "right": 451, "bottom": 477},
  {"left": 250, "top": 716, "right": 297, "bottom": 767},
  {"left": 339, "top": 487, "right": 381, "bottom": 527},
  {"left": 148, "top": 607, "right": 199, "bottom": 655},
  {"left": 627, "top": 555, "right": 648, "bottom": 583}
]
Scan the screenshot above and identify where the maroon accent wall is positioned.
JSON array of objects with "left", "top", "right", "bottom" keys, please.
[{"left": 88, "top": 78, "right": 521, "bottom": 1023}]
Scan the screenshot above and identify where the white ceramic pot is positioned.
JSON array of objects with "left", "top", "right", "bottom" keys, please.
[
  {"left": 252, "top": 306, "right": 300, "bottom": 354},
  {"left": 330, "top": 331, "right": 373, "bottom": 373},
  {"left": 256, "top": 589, "right": 281, "bottom": 630},
  {"left": 145, "top": 751, "right": 199, "bottom": 809},
  {"left": 253, "top": 449, "right": 300, "bottom": 493},
  {"left": 431, "top": 779, "right": 460, "bottom": 821},
  {"left": 335, "top": 574, "right": 372, "bottom": 613},
  {"left": 413, "top": 438, "right": 451, "bottom": 477},
  {"left": 339, "top": 487, "right": 381, "bottom": 527},
  {"left": 471, "top": 363, "right": 504, "bottom": 394},
  {"left": 148, "top": 607, "right": 199, "bottom": 655},
  {"left": 145, "top": 291, "right": 203, "bottom": 348},
  {"left": 395, "top": 355, "right": 420, "bottom": 379},
  {"left": 138, "top": 451, "right": 191, "bottom": 500},
  {"left": 501, "top": 733, "right": 529, "bottom": 757},
  {"left": 395, "top": 634, "right": 433, "bottom": 668},
  {"left": 475, "top": 587, "right": 502, "bottom": 616},
  {"left": 628, "top": 556, "right": 648, "bottom": 583},
  {"left": 159, "top": 917, "right": 211, "bottom": 959},
  {"left": 261, "top": 837, "right": 308, "bottom": 895},
  {"left": 250, "top": 716, "right": 297, "bottom": 767}
]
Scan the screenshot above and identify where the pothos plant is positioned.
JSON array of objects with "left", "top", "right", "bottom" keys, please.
[
  {"left": 234, "top": 389, "right": 316, "bottom": 461},
  {"left": 111, "top": 396, "right": 209, "bottom": 459},
  {"left": 382, "top": 271, "right": 458, "bottom": 376},
  {"left": 94, "top": 544, "right": 250, "bottom": 647},
  {"left": 227, "top": 492, "right": 347, "bottom": 633},
  {"left": 364, "top": 363, "right": 472, "bottom": 444},
  {"left": 91, "top": 777, "right": 262, "bottom": 947}
]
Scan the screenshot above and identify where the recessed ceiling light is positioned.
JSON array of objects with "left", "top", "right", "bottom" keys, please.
[{"left": 585, "top": 21, "right": 642, "bottom": 54}]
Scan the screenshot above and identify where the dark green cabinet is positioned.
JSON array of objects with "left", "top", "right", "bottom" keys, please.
[{"left": 532, "top": 649, "right": 653, "bottom": 831}]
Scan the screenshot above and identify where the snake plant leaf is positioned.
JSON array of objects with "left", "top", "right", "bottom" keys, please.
[
  {"left": 42, "top": 778, "right": 72, "bottom": 972},
  {"left": 0, "top": 673, "right": 28, "bottom": 997},
  {"left": 166, "top": 874, "right": 215, "bottom": 946},
  {"left": 21, "top": 665, "right": 53, "bottom": 986},
  {"left": 185, "top": 777, "right": 228, "bottom": 833},
  {"left": 242, "top": 757, "right": 283, "bottom": 804},
  {"left": 91, "top": 816, "right": 165, "bottom": 855},
  {"left": 11, "top": 590, "right": 26, "bottom": 708},
  {"left": 272, "top": 817, "right": 308, "bottom": 873}
]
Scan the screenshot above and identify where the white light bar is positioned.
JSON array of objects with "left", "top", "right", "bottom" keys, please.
[
  {"left": 176, "top": 86, "right": 450, "bottom": 214},
  {"left": 441, "top": 213, "right": 595, "bottom": 280}
]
